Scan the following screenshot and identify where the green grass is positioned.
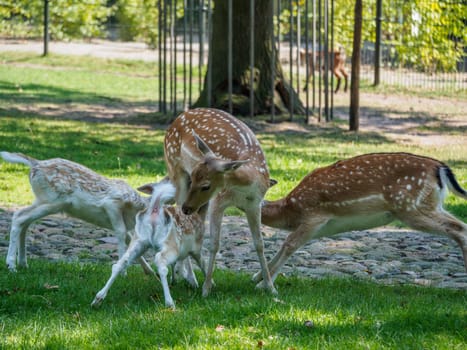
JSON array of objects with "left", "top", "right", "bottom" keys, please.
[
  {"left": 0, "top": 51, "right": 466, "bottom": 348},
  {"left": 0, "top": 261, "right": 466, "bottom": 349},
  {"left": 0, "top": 51, "right": 203, "bottom": 107}
]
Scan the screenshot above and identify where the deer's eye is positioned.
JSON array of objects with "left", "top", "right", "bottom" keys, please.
[{"left": 201, "top": 184, "right": 211, "bottom": 192}]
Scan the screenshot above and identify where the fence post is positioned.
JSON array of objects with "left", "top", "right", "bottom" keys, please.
[
  {"left": 43, "top": 0, "right": 49, "bottom": 56},
  {"left": 374, "top": 0, "right": 382, "bottom": 86}
]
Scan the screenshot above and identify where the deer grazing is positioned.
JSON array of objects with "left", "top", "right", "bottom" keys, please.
[
  {"left": 0, "top": 151, "right": 153, "bottom": 275},
  {"left": 164, "top": 108, "right": 277, "bottom": 296},
  {"left": 92, "top": 180, "right": 208, "bottom": 309},
  {"left": 253, "top": 153, "right": 467, "bottom": 285},
  {"left": 300, "top": 46, "right": 349, "bottom": 93}
]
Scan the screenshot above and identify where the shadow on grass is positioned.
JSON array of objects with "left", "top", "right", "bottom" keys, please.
[
  {"left": 0, "top": 116, "right": 167, "bottom": 176},
  {"left": 334, "top": 103, "right": 466, "bottom": 136}
]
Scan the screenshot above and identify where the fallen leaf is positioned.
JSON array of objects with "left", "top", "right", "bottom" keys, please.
[
  {"left": 44, "top": 283, "right": 59, "bottom": 290},
  {"left": 273, "top": 297, "right": 286, "bottom": 304}
]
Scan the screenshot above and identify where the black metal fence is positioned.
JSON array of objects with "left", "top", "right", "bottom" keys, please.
[{"left": 1, "top": 0, "right": 466, "bottom": 120}]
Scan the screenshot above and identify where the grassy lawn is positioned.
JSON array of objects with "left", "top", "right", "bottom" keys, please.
[
  {"left": 1, "top": 261, "right": 466, "bottom": 349},
  {"left": 0, "top": 51, "right": 466, "bottom": 349}
]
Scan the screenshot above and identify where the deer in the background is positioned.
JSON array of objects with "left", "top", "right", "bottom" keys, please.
[
  {"left": 164, "top": 108, "right": 277, "bottom": 296},
  {"left": 300, "top": 46, "right": 349, "bottom": 93},
  {"left": 253, "top": 153, "right": 467, "bottom": 285}
]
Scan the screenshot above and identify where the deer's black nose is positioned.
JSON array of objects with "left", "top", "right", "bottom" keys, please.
[{"left": 182, "top": 205, "right": 193, "bottom": 215}]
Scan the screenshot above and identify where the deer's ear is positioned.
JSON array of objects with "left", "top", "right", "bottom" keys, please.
[
  {"left": 217, "top": 159, "right": 249, "bottom": 173},
  {"left": 193, "top": 132, "right": 214, "bottom": 157},
  {"left": 137, "top": 183, "right": 154, "bottom": 194}
]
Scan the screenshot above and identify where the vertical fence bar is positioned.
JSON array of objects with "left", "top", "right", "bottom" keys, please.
[
  {"left": 158, "top": 0, "right": 163, "bottom": 112},
  {"left": 318, "top": 0, "right": 322, "bottom": 122},
  {"left": 296, "top": 1, "right": 301, "bottom": 97},
  {"left": 273, "top": 0, "right": 281, "bottom": 122},
  {"left": 324, "top": 0, "right": 329, "bottom": 122},
  {"left": 43, "top": 0, "right": 49, "bottom": 56},
  {"left": 296, "top": 0, "right": 302, "bottom": 100},
  {"left": 172, "top": 0, "right": 177, "bottom": 115},
  {"left": 183, "top": 0, "right": 188, "bottom": 110},
  {"left": 249, "top": 0, "right": 255, "bottom": 118},
  {"left": 374, "top": 0, "right": 382, "bottom": 86},
  {"left": 270, "top": 0, "right": 276, "bottom": 123},
  {"left": 163, "top": 0, "right": 168, "bottom": 114},
  {"left": 305, "top": 0, "right": 310, "bottom": 123},
  {"left": 169, "top": 0, "right": 174, "bottom": 115},
  {"left": 288, "top": 0, "right": 294, "bottom": 121},
  {"left": 330, "top": 0, "right": 334, "bottom": 120},
  {"left": 312, "top": 0, "right": 316, "bottom": 113},
  {"left": 189, "top": 0, "right": 194, "bottom": 107},
  {"left": 207, "top": 0, "right": 213, "bottom": 107},
  {"left": 198, "top": 1, "right": 204, "bottom": 94},
  {"left": 228, "top": 0, "right": 233, "bottom": 114}
]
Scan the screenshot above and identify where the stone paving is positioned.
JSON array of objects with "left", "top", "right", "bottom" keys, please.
[{"left": 0, "top": 207, "right": 466, "bottom": 289}]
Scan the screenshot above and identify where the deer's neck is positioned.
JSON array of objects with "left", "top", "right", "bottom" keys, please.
[{"left": 261, "top": 198, "right": 294, "bottom": 230}]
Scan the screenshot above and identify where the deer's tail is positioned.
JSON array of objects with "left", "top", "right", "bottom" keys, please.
[{"left": 0, "top": 151, "right": 38, "bottom": 167}]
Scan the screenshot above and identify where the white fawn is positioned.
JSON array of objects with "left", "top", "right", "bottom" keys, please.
[
  {"left": 164, "top": 108, "right": 277, "bottom": 296},
  {"left": 92, "top": 180, "right": 207, "bottom": 309},
  {"left": 253, "top": 152, "right": 467, "bottom": 285},
  {"left": 1, "top": 151, "right": 153, "bottom": 274}
]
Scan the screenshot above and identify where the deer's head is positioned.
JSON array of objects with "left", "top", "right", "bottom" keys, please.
[{"left": 181, "top": 133, "right": 249, "bottom": 215}]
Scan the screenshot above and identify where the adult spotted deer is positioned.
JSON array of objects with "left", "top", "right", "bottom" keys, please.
[
  {"left": 164, "top": 108, "right": 277, "bottom": 296},
  {"left": 300, "top": 46, "right": 349, "bottom": 93},
  {"left": 253, "top": 153, "right": 467, "bottom": 285}
]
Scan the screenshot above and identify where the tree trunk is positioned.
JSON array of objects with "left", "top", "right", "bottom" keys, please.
[
  {"left": 193, "top": 0, "right": 305, "bottom": 116},
  {"left": 349, "top": 0, "right": 362, "bottom": 131}
]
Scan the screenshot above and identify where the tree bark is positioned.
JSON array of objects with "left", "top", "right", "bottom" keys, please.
[
  {"left": 193, "top": 0, "right": 305, "bottom": 116},
  {"left": 349, "top": 0, "right": 362, "bottom": 131}
]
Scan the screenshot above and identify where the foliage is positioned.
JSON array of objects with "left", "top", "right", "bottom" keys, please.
[
  {"left": 113, "top": 0, "right": 160, "bottom": 47},
  {"left": 0, "top": 0, "right": 113, "bottom": 40},
  {"left": 283, "top": 0, "right": 466, "bottom": 73}
]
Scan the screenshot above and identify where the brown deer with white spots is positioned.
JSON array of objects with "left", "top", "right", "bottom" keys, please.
[
  {"left": 253, "top": 153, "right": 467, "bottom": 285},
  {"left": 300, "top": 46, "right": 349, "bottom": 93},
  {"left": 164, "top": 108, "right": 277, "bottom": 296}
]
